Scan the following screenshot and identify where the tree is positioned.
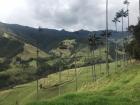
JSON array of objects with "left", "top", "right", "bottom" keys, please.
[
  {"left": 134, "top": 22, "right": 140, "bottom": 45},
  {"left": 112, "top": 16, "right": 120, "bottom": 72},
  {"left": 58, "top": 56, "right": 62, "bottom": 96},
  {"left": 126, "top": 39, "right": 140, "bottom": 60},
  {"left": 116, "top": 9, "right": 128, "bottom": 33},
  {"left": 88, "top": 33, "right": 101, "bottom": 81},
  {"left": 112, "top": 17, "right": 120, "bottom": 32},
  {"left": 139, "top": 0, "right": 140, "bottom": 20},
  {"left": 88, "top": 34, "right": 96, "bottom": 81},
  {"left": 74, "top": 55, "right": 78, "bottom": 91},
  {"left": 126, "top": 22, "right": 140, "bottom": 60},
  {"left": 115, "top": 39, "right": 118, "bottom": 72},
  {"left": 124, "top": 0, "right": 130, "bottom": 64},
  {"left": 124, "top": 0, "right": 130, "bottom": 28},
  {"left": 98, "top": 39, "right": 104, "bottom": 74},
  {"left": 106, "top": 0, "right": 110, "bottom": 76},
  {"left": 36, "top": 26, "right": 42, "bottom": 99},
  {"left": 100, "top": 30, "right": 111, "bottom": 75},
  {"left": 116, "top": 9, "right": 128, "bottom": 70}
]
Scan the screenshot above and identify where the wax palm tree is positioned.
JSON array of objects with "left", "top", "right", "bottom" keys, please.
[
  {"left": 114, "top": 39, "right": 118, "bottom": 72},
  {"left": 124, "top": 0, "right": 130, "bottom": 64},
  {"left": 139, "top": 0, "right": 140, "bottom": 20},
  {"left": 58, "top": 42, "right": 70, "bottom": 81},
  {"left": 72, "top": 44, "right": 78, "bottom": 91},
  {"left": 116, "top": 9, "right": 128, "bottom": 33},
  {"left": 88, "top": 33, "right": 101, "bottom": 81},
  {"left": 128, "top": 25, "right": 135, "bottom": 63},
  {"left": 57, "top": 51, "right": 64, "bottom": 96},
  {"left": 116, "top": 9, "right": 128, "bottom": 70},
  {"left": 88, "top": 34, "right": 96, "bottom": 81},
  {"left": 36, "top": 26, "right": 42, "bottom": 99},
  {"left": 124, "top": 0, "right": 130, "bottom": 27},
  {"left": 112, "top": 17, "right": 120, "bottom": 32},
  {"left": 100, "top": 30, "right": 111, "bottom": 75},
  {"left": 112, "top": 17, "right": 120, "bottom": 72},
  {"left": 74, "top": 54, "right": 78, "bottom": 91},
  {"left": 106, "top": 0, "right": 110, "bottom": 76},
  {"left": 98, "top": 38, "right": 104, "bottom": 75},
  {"left": 99, "top": 46, "right": 102, "bottom": 74}
]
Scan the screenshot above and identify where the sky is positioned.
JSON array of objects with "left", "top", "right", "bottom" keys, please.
[{"left": 0, "top": 0, "right": 139, "bottom": 31}]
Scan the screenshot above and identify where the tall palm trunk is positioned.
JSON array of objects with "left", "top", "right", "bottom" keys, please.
[
  {"left": 87, "top": 46, "right": 90, "bottom": 80},
  {"left": 67, "top": 69, "right": 69, "bottom": 80},
  {"left": 139, "top": 0, "right": 140, "bottom": 19},
  {"left": 99, "top": 46, "right": 102, "bottom": 74},
  {"left": 58, "top": 52, "right": 63, "bottom": 96},
  {"left": 122, "top": 16, "right": 124, "bottom": 37},
  {"left": 106, "top": 0, "right": 109, "bottom": 76},
  {"left": 36, "top": 47, "right": 39, "bottom": 99},
  {"left": 93, "top": 49, "right": 96, "bottom": 81},
  {"left": 124, "top": 0, "right": 130, "bottom": 66},
  {"left": 115, "top": 40, "right": 118, "bottom": 72},
  {"left": 59, "top": 64, "right": 61, "bottom": 96},
  {"left": 74, "top": 56, "right": 78, "bottom": 91},
  {"left": 127, "top": 3, "right": 130, "bottom": 64},
  {"left": 73, "top": 46, "right": 78, "bottom": 91},
  {"left": 91, "top": 50, "right": 94, "bottom": 81},
  {"left": 114, "top": 22, "right": 118, "bottom": 72},
  {"left": 113, "top": 18, "right": 119, "bottom": 72},
  {"left": 121, "top": 16, "right": 123, "bottom": 66},
  {"left": 115, "top": 22, "right": 117, "bottom": 32},
  {"left": 121, "top": 16, "right": 125, "bottom": 70}
]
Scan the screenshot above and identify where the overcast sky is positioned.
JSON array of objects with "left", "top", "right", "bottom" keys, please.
[{"left": 0, "top": 0, "right": 139, "bottom": 31}]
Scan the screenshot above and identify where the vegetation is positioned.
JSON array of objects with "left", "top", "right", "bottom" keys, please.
[
  {"left": 0, "top": 32, "right": 48, "bottom": 88},
  {"left": 0, "top": 0, "right": 139, "bottom": 105},
  {"left": 127, "top": 22, "right": 140, "bottom": 60},
  {"left": 28, "top": 64, "right": 140, "bottom": 105},
  {"left": 0, "top": 62, "right": 138, "bottom": 105}
]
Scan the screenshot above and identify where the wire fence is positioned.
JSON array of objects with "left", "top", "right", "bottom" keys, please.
[{"left": 36, "top": 55, "right": 126, "bottom": 100}]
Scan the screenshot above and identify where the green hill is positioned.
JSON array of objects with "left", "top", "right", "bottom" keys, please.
[
  {"left": 0, "top": 62, "right": 139, "bottom": 105},
  {"left": 0, "top": 30, "right": 122, "bottom": 88},
  {"left": 27, "top": 63, "right": 140, "bottom": 105},
  {"left": 0, "top": 32, "right": 48, "bottom": 88},
  {"left": 0, "top": 23, "right": 136, "bottom": 105}
]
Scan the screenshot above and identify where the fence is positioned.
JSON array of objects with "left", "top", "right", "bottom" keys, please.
[{"left": 36, "top": 55, "right": 125, "bottom": 100}]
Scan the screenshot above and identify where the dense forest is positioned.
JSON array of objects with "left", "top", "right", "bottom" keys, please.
[{"left": 127, "top": 22, "right": 140, "bottom": 59}]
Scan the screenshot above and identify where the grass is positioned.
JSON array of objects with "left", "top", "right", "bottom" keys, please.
[
  {"left": 16, "top": 43, "right": 48, "bottom": 60},
  {"left": 28, "top": 93, "right": 139, "bottom": 105},
  {"left": 0, "top": 61, "right": 139, "bottom": 105},
  {"left": 0, "top": 38, "right": 49, "bottom": 88},
  {"left": 27, "top": 63, "right": 140, "bottom": 105}
]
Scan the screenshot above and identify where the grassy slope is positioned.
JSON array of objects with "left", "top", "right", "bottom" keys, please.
[
  {"left": 0, "top": 62, "right": 139, "bottom": 105},
  {"left": 16, "top": 43, "right": 48, "bottom": 60},
  {"left": 0, "top": 32, "right": 48, "bottom": 61},
  {"left": 28, "top": 64, "right": 140, "bottom": 105},
  {"left": 0, "top": 32, "right": 49, "bottom": 88}
]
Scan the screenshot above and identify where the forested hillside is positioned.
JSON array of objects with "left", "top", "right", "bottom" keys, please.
[{"left": 0, "top": 22, "right": 128, "bottom": 51}]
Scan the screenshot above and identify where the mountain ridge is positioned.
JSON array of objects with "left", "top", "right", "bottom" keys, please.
[{"left": 0, "top": 22, "right": 128, "bottom": 51}]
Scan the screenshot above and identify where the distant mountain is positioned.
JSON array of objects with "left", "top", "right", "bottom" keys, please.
[
  {"left": 0, "top": 22, "right": 127, "bottom": 88},
  {"left": 0, "top": 22, "right": 128, "bottom": 51}
]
